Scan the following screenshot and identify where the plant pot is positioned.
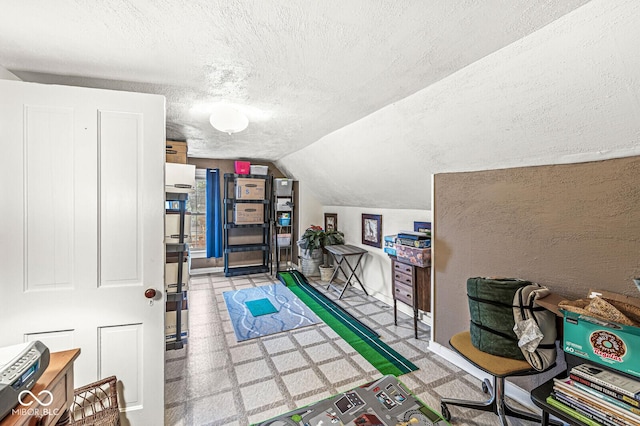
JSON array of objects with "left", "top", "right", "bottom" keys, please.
[
  {"left": 319, "top": 265, "right": 335, "bottom": 282},
  {"left": 299, "top": 247, "right": 323, "bottom": 276}
]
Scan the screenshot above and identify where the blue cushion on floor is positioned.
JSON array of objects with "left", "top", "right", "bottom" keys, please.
[{"left": 245, "top": 298, "right": 279, "bottom": 316}]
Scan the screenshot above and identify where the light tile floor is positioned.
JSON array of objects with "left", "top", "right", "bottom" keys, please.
[{"left": 164, "top": 272, "right": 541, "bottom": 425}]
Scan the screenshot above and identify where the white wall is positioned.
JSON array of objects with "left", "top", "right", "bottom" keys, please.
[
  {"left": 277, "top": 0, "right": 640, "bottom": 211},
  {"left": 322, "top": 206, "right": 430, "bottom": 311},
  {"left": 0, "top": 66, "right": 21, "bottom": 80},
  {"left": 297, "top": 180, "right": 323, "bottom": 239}
]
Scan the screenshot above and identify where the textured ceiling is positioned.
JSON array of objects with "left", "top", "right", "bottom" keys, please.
[{"left": 1, "top": 0, "right": 591, "bottom": 162}]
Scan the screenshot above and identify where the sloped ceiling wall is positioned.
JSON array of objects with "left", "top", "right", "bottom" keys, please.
[{"left": 276, "top": 0, "right": 640, "bottom": 210}]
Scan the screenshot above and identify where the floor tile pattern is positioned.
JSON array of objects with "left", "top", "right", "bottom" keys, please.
[{"left": 165, "top": 272, "right": 539, "bottom": 425}]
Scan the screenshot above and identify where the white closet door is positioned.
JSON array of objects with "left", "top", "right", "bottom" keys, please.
[{"left": 0, "top": 80, "right": 166, "bottom": 425}]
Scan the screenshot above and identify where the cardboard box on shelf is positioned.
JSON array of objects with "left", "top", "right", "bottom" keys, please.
[
  {"left": 234, "top": 203, "right": 264, "bottom": 224},
  {"left": 561, "top": 289, "right": 640, "bottom": 379},
  {"left": 235, "top": 178, "right": 266, "bottom": 200},
  {"left": 165, "top": 211, "right": 191, "bottom": 243},
  {"left": 165, "top": 262, "right": 189, "bottom": 292},
  {"left": 165, "top": 163, "right": 195, "bottom": 193},
  {"left": 165, "top": 309, "right": 189, "bottom": 342},
  {"left": 166, "top": 298, "right": 188, "bottom": 342},
  {"left": 166, "top": 140, "right": 187, "bottom": 164}
]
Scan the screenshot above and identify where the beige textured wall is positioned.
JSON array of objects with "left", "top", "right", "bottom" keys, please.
[{"left": 433, "top": 156, "right": 640, "bottom": 387}]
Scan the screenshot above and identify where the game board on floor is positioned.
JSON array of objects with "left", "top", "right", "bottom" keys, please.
[{"left": 253, "top": 375, "right": 449, "bottom": 426}]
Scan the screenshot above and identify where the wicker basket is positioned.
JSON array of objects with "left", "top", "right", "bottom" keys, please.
[
  {"left": 298, "top": 243, "right": 323, "bottom": 277},
  {"left": 71, "top": 376, "right": 120, "bottom": 425}
]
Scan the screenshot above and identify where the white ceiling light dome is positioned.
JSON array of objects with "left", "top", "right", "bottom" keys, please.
[{"left": 209, "top": 104, "right": 249, "bottom": 134}]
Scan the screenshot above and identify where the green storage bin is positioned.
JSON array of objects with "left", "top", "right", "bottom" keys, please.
[{"left": 467, "top": 277, "right": 531, "bottom": 360}]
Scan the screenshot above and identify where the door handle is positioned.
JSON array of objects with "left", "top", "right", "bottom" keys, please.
[{"left": 144, "top": 288, "right": 157, "bottom": 299}]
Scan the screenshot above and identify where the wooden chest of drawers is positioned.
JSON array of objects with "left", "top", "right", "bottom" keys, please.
[{"left": 391, "top": 256, "right": 431, "bottom": 338}]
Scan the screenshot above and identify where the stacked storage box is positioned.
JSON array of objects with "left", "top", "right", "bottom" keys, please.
[
  {"left": 166, "top": 163, "right": 196, "bottom": 193},
  {"left": 223, "top": 172, "right": 272, "bottom": 276},
  {"left": 383, "top": 235, "right": 397, "bottom": 256},
  {"left": 394, "top": 230, "right": 431, "bottom": 267},
  {"left": 166, "top": 140, "right": 188, "bottom": 164},
  {"left": 164, "top": 163, "right": 194, "bottom": 349},
  {"left": 166, "top": 298, "right": 188, "bottom": 343},
  {"left": 274, "top": 178, "right": 295, "bottom": 272}
]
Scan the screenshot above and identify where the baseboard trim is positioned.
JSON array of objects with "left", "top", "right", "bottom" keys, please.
[
  {"left": 190, "top": 266, "right": 224, "bottom": 275},
  {"left": 368, "top": 290, "right": 432, "bottom": 327}
]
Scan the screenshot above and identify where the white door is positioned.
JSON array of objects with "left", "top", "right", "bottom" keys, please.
[{"left": 0, "top": 79, "right": 166, "bottom": 425}]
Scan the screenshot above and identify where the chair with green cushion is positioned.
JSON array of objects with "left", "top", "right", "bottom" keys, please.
[{"left": 440, "top": 331, "right": 559, "bottom": 426}]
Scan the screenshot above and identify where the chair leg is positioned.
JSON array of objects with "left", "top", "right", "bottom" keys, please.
[
  {"left": 440, "top": 377, "right": 497, "bottom": 421},
  {"left": 496, "top": 377, "right": 556, "bottom": 425},
  {"left": 441, "top": 376, "right": 551, "bottom": 426}
]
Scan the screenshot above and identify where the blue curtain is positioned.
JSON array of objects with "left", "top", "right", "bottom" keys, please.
[{"left": 206, "top": 168, "right": 223, "bottom": 258}]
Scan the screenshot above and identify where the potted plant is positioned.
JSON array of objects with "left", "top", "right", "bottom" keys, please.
[{"left": 297, "top": 225, "right": 344, "bottom": 278}]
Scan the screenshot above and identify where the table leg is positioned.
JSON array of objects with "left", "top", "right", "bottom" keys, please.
[
  {"left": 541, "top": 411, "right": 549, "bottom": 426},
  {"left": 342, "top": 254, "right": 368, "bottom": 296},
  {"left": 326, "top": 256, "right": 347, "bottom": 291},
  {"left": 326, "top": 253, "right": 341, "bottom": 285},
  {"left": 394, "top": 299, "right": 398, "bottom": 325},
  {"left": 414, "top": 307, "right": 418, "bottom": 339}
]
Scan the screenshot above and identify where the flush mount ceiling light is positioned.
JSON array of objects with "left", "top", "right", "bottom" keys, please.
[{"left": 209, "top": 104, "right": 249, "bottom": 134}]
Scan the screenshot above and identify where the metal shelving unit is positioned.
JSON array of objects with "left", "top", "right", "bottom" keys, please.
[
  {"left": 223, "top": 173, "right": 272, "bottom": 276},
  {"left": 273, "top": 178, "right": 295, "bottom": 274},
  {"left": 165, "top": 192, "right": 189, "bottom": 350}
]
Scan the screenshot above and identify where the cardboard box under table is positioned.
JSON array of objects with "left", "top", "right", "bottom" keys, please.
[{"left": 562, "top": 290, "right": 640, "bottom": 379}]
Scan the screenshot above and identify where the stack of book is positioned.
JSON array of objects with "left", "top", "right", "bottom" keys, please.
[
  {"left": 383, "top": 235, "right": 397, "bottom": 256},
  {"left": 547, "top": 363, "right": 640, "bottom": 426},
  {"left": 395, "top": 230, "right": 431, "bottom": 248}
]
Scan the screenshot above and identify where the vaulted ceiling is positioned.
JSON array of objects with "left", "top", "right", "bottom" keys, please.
[{"left": 1, "top": 1, "right": 591, "bottom": 162}]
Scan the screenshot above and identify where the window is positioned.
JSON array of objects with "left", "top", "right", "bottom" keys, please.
[{"left": 187, "top": 169, "right": 207, "bottom": 251}]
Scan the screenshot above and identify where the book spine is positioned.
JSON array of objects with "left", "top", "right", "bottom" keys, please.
[
  {"left": 546, "top": 395, "right": 604, "bottom": 426},
  {"left": 554, "top": 392, "right": 628, "bottom": 426},
  {"left": 395, "top": 238, "right": 430, "bottom": 248},
  {"left": 573, "top": 381, "right": 640, "bottom": 416},
  {"left": 571, "top": 368, "right": 640, "bottom": 401},
  {"left": 555, "top": 377, "right": 640, "bottom": 422},
  {"left": 570, "top": 373, "right": 640, "bottom": 408}
]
